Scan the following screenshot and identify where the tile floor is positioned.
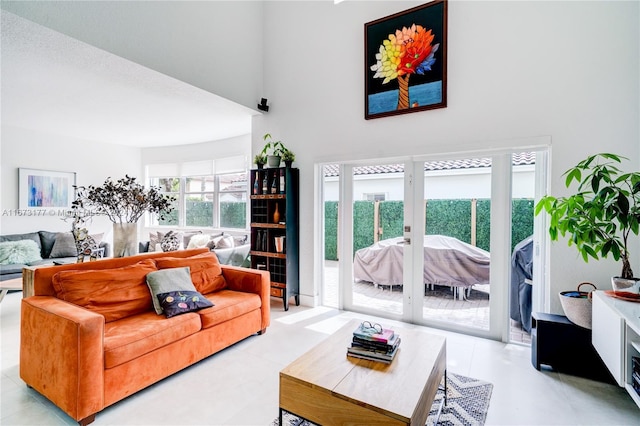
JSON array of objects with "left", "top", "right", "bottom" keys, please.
[{"left": 1, "top": 290, "right": 638, "bottom": 425}]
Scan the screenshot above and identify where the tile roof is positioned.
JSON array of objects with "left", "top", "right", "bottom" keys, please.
[{"left": 323, "top": 152, "right": 535, "bottom": 177}]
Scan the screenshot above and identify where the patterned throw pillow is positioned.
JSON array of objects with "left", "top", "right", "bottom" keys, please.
[
  {"left": 157, "top": 290, "right": 213, "bottom": 318},
  {"left": 160, "top": 231, "right": 180, "bottom": 252}
]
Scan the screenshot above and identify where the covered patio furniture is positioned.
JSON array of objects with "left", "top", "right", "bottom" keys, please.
[{"left": 353, "top": 235, "right": 490, "bottom": 298}]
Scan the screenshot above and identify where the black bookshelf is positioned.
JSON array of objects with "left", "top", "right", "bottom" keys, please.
[{"left": 249, "top": 167, "right": 299, "bottom": 310}]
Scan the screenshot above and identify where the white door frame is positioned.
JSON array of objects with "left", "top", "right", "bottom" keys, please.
[{"left": 317, "top": 142, "right": 551, "bottom": 341}]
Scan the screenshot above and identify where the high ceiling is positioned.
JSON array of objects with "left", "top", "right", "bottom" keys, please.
[{"left": 1, "top": 11, "right": 256, "bottom": 148}]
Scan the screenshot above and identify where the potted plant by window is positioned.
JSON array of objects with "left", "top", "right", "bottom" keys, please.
[
  {"left": 73, "top": 175, "right": 176, "bottom": 257},
  {"left": 261, "top": 133, "right": 290, "bottom": 168},
  {"left": 536, "top": 153, "right": 640, "bottom": 298}
]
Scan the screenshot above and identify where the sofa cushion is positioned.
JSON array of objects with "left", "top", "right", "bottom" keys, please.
[
  {"left": 198, "top": 289, "right": 261, "bottom": 329},
  {"left": 49, "top": 232, "right": 77, "bottom": 258},
  {"left": 212, "top": 235, "right": 235, "bottom": 249},
  {"left": 0, "top": 232, "right": 42, "bottom": 253},
  {"left": 149, "top": 232, "right": 162, "bottom": 250},
  {"left": 154, "top": 252, "right": 227, "bottom": 294},
  {"left": 38, "top": 230, "right": 58, "bottom": 259},
  {"left": 160, "top": 231, "right": 181, "bottom": 252},
  {"left": 52, "top": 259, "right": 157, "bottom": 322},
  {"left": 103, "top": 311, "right": 202, "bottom": 368},
  {"left": 182, "top": 230, "right": 203, "bottom": 248},
  {"left": 0, "top": 263, "right": 26, "bottom": 275},
  {"left": 146, "top": 267, "right": 200, "bottom": 314},
  {"left": 0, "top": 240, "right": 42, "bottom": 265},
  {"left": 186, "top": 234, "right": 212, "bottom": 249}
]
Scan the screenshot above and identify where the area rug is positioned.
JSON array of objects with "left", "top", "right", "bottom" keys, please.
[{"left": 271, "top": 372, "right": 493, "bottom": 426}]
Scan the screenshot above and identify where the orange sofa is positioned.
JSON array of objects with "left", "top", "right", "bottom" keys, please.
[{"left": 20, "top": 248, "right": 270, "bottom": 425}]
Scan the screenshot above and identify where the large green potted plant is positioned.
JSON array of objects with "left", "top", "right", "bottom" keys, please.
[{"left": 535, "top": 153, "right": 640, "bottom": 296}]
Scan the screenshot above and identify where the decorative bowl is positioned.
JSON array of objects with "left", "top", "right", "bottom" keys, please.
[{"left": 611, "top": 276, "right": 640, "bottom": 297}]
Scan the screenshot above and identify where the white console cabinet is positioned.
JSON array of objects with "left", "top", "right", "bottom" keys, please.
[{"left": 592, "top": 291, "right": 640, "bottom": 408}]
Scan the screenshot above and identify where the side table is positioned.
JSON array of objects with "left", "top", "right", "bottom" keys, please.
[
  {"left": 0, "top": 277, "right": 23, "bottom": 303},
  {"left": 531, "top": 312, "right": 614, "bottom": 383}
]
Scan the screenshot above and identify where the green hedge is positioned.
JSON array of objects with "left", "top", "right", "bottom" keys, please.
[
  {"left": 324, "top": 201, "right": 338, "bottom": 260},
  {"left": 379, "top": 201, "right": 404, "bottom": 239},
  {"left": 323, "top": 198, "right": 534, "bottom": 260},
  {"left": 220, "top": 202, "right": 247, "bottom": 229},
  {"left": 426, "top": 200, "right": 472, "bottom": 244},
  {"left": 353, "top": 201, "right": 375, "bottom": 255},
  {"left": 186, "top": 200, "right": 213, "bottom": 227},
  {"left": 512, "top": 199, "right": 534, "bottom": 249},
  {"left": 158, "top": 201, "right": 247, "bottom": 229},
  {"left": 476, "top": 199, "right": 491, "bottom": 251}
]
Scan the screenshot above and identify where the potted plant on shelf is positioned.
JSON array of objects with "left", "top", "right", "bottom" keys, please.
[
  {"left": 254, "top": 154, "right": 267, "bottom": 169},
  {"left": 73, "top": 175, "right": 176, "bottom": 257},
  {"left": 535, "top": 153, "right": 640, "bottom": 298},
  {"left": 261, "top": 133, "right": 292, "bottom": 168},
  {"left": 282, "top": 149, "right": 295, "bottom": 168}
]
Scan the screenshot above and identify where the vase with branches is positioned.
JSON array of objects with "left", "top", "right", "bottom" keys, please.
[{"left": 73, "top": 175, "right": 176, "bottom": 257}]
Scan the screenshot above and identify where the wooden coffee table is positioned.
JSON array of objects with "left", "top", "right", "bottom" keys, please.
[
  {"left": 0, "top": 277, "right": 23, "bottom": 303},
  {"left": 279, "top": 319, "right": 446, "bottom": 425}
]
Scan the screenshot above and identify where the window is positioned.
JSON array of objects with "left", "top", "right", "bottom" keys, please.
[
  {"left": 147, "top": 157, "right": 248, "bottom": 229},
  {"left": 155, "top": 178, "right": 179, "bottom": 226},
  {"left": 185, "top": 176, "right": 214, "bottom": 227},
  {"left": 219, "top": 172, "right": 247, "bottom": 228},
  {"left": 364, "top": 193, "right": 386, "bottom": 201}
]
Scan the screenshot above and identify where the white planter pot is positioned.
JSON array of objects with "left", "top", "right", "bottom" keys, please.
[
  {"left": 267, "top": 155, "right": 281, "bottom": 168},
  {"left": 112, "top": 222, "right": 138, "bottom": 257}
]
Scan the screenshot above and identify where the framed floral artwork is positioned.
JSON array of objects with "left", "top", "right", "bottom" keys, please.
[
  {"left": 18, "top": 168, "right": 76, "bottom": 210},
  {"left": 365, "top": 0, "right": 448, "bottom": 119}
]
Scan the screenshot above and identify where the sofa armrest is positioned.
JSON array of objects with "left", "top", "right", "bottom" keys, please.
[
  {"left": 20, "top": 296, "right": 105, "bottom": 422},
  {"left": 221, "top": 265, "right": 270, "bottom": 331}
]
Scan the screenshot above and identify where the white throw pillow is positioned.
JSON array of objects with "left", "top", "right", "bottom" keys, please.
[
  {"left": 187, "top": 234, "right": 212, "bottom": 249},
  {"left": 213, "top": 235, "right": 234, "bottom": 249}
]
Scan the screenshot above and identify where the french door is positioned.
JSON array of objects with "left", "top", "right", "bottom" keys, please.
[{"left": 321, "top": 149, "right": 548, "bottom": 340}]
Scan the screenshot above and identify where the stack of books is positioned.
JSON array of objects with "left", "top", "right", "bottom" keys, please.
[{"left": 347, "top": 321, "right": 401, "bottom": 364}]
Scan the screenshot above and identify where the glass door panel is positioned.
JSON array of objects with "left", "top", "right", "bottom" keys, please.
[
  {"left": 350, "top": 163, "right": 405, "bottom": 316},
  {"left": 509, "top": 152, "right": 536, "bottom": 344},
  {"left": 322, "top": 164, "right": 339, "bottom": 308},
  {"left": 421, "top": 157, "right": 492, "bottom": 331}
]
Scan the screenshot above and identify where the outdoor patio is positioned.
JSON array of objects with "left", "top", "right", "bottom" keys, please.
[{"left": 322, "top": 260, "right": 531, "bottom": 344}]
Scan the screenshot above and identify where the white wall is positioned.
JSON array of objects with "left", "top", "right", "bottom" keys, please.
[
  {"left": 0, "top": 126, "right": 141, "bottom": 237},
  {"left": 141, "top": 134, "right": 250, "bottom": 167},
  {"left": 1, "top": 0, "right": 265, "bottom": 110},
  {"left": 255, "top": 0, "right": 640, "bottom": 313}
]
